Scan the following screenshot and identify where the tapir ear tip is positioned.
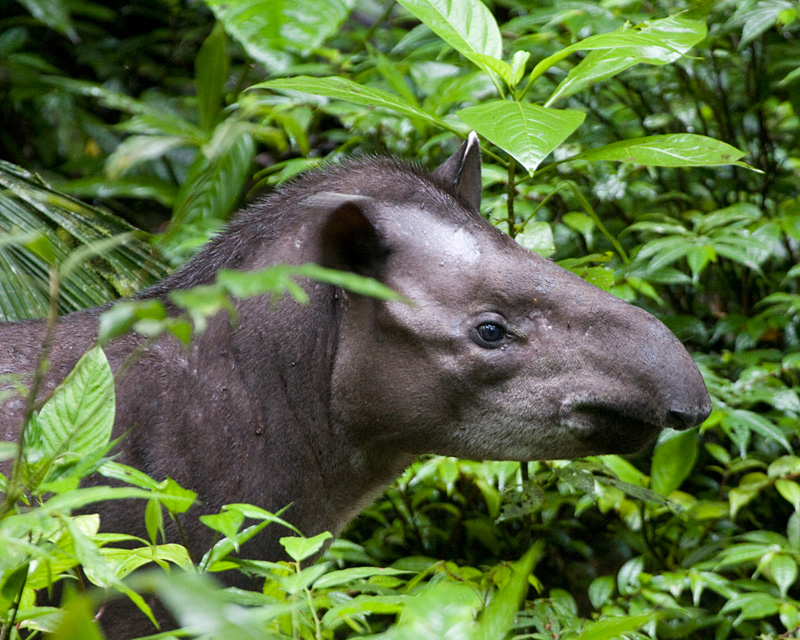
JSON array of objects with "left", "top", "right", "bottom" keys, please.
[{"left": 433, "top": 133, "right": 483, "bottom": 213}]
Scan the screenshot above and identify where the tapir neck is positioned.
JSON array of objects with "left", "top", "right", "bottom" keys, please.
[{"left": 121, "top": 279, "right": 409, "bottom": 560}]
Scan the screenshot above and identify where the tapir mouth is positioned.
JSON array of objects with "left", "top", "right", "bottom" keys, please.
[{"left": 560, "top": 401, "right": 696, "bottom": 455}]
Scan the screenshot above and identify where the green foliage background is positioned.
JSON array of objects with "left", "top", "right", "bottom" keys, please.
[{"left": 1, "top": 0, "right": 800, "bottom": 638}]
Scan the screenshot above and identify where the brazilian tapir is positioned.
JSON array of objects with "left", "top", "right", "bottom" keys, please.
[{"left": 0, "top": 133, "right": 711, "bottom": 633}]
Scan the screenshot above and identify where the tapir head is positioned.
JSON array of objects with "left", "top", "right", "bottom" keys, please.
[{"left": 312, "top": 134, "right": 712, "bottom": 461}]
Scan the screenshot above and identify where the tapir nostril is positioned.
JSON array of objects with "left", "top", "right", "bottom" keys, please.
[{"left": 667, "top": 406, "right": 710, "bottom": 430}]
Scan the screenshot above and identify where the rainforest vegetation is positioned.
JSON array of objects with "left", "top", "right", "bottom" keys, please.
[{"left": 1, "top": 0, "right": 800, "bottom": 638}]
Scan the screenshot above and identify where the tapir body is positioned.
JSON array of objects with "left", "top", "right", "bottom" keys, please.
[{"left": 0, "top": 135, "right": 711, "bottom": 635}]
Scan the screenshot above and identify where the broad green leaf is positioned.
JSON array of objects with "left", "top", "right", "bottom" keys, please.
[
  {"left": 575, "top": 134, "right": 746, "bottom": 168},
  {"left": 196, "top": 22, "right": 228, "bottom": 133},
  {"left": 769, "top": 455, "right": 800, "bottom": 478},
  {"left": 651, "top": 429, "right": 698, "bottom": 496},
  {"left": 537, "top": 17, "right": 706, "bottom": 104},
  {"left": 789, "top": 512, "right": 800, "bottom": 550},
  {"left": 37, "top": 347, "right": 115, "bottom": 460},
  {"left": 204, "top": 0, "right": 356, "bottom": 73},
  {"left": 468, "top": 54, "right": 517, "bottom": 87},
  {"left": 396, "top": 0, "right": 502, "bottom": 76},
  {"left": 252, "top": 76, "right": 448, "bottom": 129},
  {"left": 279, "top": 531, "right": 333, "bottom": 562},
  {"left": 456, "top": 101, "right": 585, "bottom": 174}
]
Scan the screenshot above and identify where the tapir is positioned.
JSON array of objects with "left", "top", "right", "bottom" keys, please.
[{"left": 0, "top": 133, "right": 711, "bottom": 634}]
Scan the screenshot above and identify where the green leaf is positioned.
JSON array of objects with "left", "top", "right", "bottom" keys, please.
[
  {"left": 456, "top": 101, "right": 585, "bottom": 174},
  {"left": 253, "top": 76, "right": 448, "bottom": 129},
  {"left": 735, "top": 0, "right": 796, "bottom": 48},
  {"left": 59, "top": 176, "right": 178, "bottom": 207},
  {"left": 696, "top": 203, "right": 763, "bottom": 234},
  {"left": 686, "top": 245, "right": 715, "bottom": 279},
  {"left": 575, "top": 613, "right": 658, "bottom": 640},
  {"left": 145, "top": 497, "right": 164, "bottom": 545},
  {"left": 281, "top": 563, "right": 330, "bottom": 595},
  {"left": 165, "top": 124, "right": 255, "bottom": 243},
  {"left": 50, "top": 590, "right": 105, "bottom": 640},
  {"left": 200, "top": 509, "right": 245, "bottom": 541},
  {"left": 38, "top": 486, "right": 193, "bottom": 517},
  {"left": 106, "top": 135, "right": 187, "bottom": 179},
  {"left": 196, "top": 22, "right": 228, "bottom": 133},
  {"left": 543, "top": 17, "right": 707, "bottom": 105},
  {"left": 769, "top": 554, "right": 798, "bottom": 598},
  {"left": 720, "top": 592, "right": 780, "bottom": 625},
  {"left": 321, "top": 595, "right": 408, "bottom": 628},
  {"left": 396, "top": 0, "right": 503, "bottom": 77},
  {"left": 313, "top": 566, "right": 412, "bottom": 590},
  {"left": 726, "top": 409, "right": 792, "bottom": 455},
  {"left": 789, "top": 512, "right": 800, "bottom": 550},
  {"left": 36, "top": 347, "right": 115, "bottom": 460},
  {"left": 516, "top": 221, "right": 555, "bottom": 257},
  {"left": 479, "top": 541, "right": 544, "bottom": 640},
  {"left": 588, "top": 575, "right": 616, "bottom": 609},
  {"left": 651, "top": 428, "right": 698, "bottom": 496},
  {"left": 279, "top": 531, "right": 333, "bottom": 563},
  {"left": 204, "top": 0, "right": 356, "bottom": 73},
  {"left": 101, "top": 543, "right": 194, "bottom": 579},
  {"left": 17, "top": 0, "right": 78, "bottom": 42},
  {"left": 575, "top": 134, "right": 746, "bottom": 167},
  {"left": 776, "top": 479, "right": 800, "bottom": 511},
  {"left": 157, "top": 477, "right": 197, "bottom": 515}
]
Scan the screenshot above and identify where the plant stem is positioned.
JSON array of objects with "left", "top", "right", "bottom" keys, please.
[
  {"left": 506, "top": 157, "right": 517, "bottom": 237},
  {"left": 565, "top": 182, "right": 629, "bottom": 264},
  {"left": 0, "top": 268, "right": 61, "bottom": 521}
]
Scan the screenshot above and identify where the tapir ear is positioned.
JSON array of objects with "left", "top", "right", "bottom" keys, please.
[
  {"left": 311, "top": 192, "right": 385, "bottom": 277},
  {"left": 432, "top": 131, "right": 482, "bottom": 213}
]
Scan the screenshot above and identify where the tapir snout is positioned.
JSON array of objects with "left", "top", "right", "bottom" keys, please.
[{"left": 552, "top": 284, "right": 712, "bottom": 454}]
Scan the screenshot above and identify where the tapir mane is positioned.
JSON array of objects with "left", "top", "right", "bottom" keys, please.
[{"left": 145, "top": 156, "right": 472, "bottom": 294}]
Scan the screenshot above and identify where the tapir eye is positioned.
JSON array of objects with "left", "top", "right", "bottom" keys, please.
[{"left": 475, "top": 322, "right": 506, "bottom": 347}]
